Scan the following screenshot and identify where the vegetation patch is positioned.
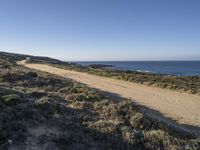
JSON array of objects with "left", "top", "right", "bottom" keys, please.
[{"left": 1, "top": 94, "right": 21, "bottom": 105}]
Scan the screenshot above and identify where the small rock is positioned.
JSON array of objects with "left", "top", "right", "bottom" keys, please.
[{"left": 8, "top": 139, "right": 13, "bottom": 144}]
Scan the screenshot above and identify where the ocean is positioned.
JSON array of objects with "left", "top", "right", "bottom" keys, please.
[{"left": 75, "top": 61, "right": 200, "bottom": 76}]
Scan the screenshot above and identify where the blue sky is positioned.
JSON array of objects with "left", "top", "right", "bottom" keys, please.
[{"left": 0, "top": 0, "right": 200, "bottom": 61}]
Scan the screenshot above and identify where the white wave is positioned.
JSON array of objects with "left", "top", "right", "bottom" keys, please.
[{"left": 136, "top": 70, "right": 153, "bottom": 73}]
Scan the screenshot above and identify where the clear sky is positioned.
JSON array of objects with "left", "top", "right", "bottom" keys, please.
[{"left": 0, "top": 0, "right": 200, "bottom": 61}]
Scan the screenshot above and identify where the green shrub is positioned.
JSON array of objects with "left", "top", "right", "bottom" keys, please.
[
  {"left": 58, "top": 87, "right": 71, "bottom": 94},
  {"left": 93, "top": 99, "right": 110, "bottom": 111},
  {"left": 143, "top": 130, "right": 179, "bottom": 150},
  {"left": 27, "top": 71, "right": 38, "bottom": 78},
  {"left": 36, "top": 96, "right": 52, "bottom": 105},
  {"left": 0, "top": 71, "right": 11, "bottom": 82},
  {"left": 66, "top": 93, "right": 87, "bottom": 102},
  {"left": 88, "top": 119, "right": 117, "bottom": 133},
  {"left": 1, "top": 65, "right": 11, "bottom": 69},
  {"left": 71, "top": 101, "right": 87, "bottom": 109},
  {"left": 120, "top": 126, "right": 144, "bottom": 145},
  {"left": 1, "top": 94, "right": 21, "bottom": 105},
  {"left": 30, "top": 91, "right": 47, "bottom": 98}
]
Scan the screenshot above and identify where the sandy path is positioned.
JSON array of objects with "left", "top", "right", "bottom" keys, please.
[{"left": 18, "top": 60, "right": 200, "bottom": 136}]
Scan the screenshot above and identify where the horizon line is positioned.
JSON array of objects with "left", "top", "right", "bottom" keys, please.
[{"left": 1, "top": 50, "right": 200, "bottom": 62}]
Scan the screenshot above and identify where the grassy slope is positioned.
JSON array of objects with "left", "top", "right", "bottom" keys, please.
[{"left": 0, "top": 52, "right": 200, "bottom": 149}]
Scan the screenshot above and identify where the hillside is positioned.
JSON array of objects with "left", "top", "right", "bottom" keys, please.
[
  {"left": 0, "top": 52, "right": 200, "bottom": 149},
  {"left": 23, "top": 52, "right": 200, "bottom": 95}
]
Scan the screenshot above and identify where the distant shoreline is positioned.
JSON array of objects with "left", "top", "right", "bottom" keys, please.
[{"left": 75, "top": 61, "right": 200, "bottom": 76}]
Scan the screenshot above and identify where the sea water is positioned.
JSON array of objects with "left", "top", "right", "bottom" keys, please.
[{"left": 76, "top": 61, "right": 200, "bottom": 76}]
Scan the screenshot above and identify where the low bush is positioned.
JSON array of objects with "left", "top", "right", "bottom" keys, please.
[
  {"left": 1, "top": 94, "right": 21, "bottom": 105},
  {"left": 66, "top": 93, "right": 88, "bottom": 102},
  {"left": 93, "top": 99, "right": 110, "bottom": 111},
  {"left": 143, "top": 130, "right": 179, "bottom": 150},
  {"left": 88, "top": 119, "right": 118, "bottom": 134},
  {"left": 27, "top": 71, "right": 38, "bottom": 78},
  {"left": 120, "top": 126, "right": 144, "bottom": 146},
  {"left": 30, "top": 91, "right": 47, "bottom": 98}
]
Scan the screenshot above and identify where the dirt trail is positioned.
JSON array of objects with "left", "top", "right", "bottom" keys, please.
[{"left": 18, "top": 60, "right": 200, "bottom": 136}]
